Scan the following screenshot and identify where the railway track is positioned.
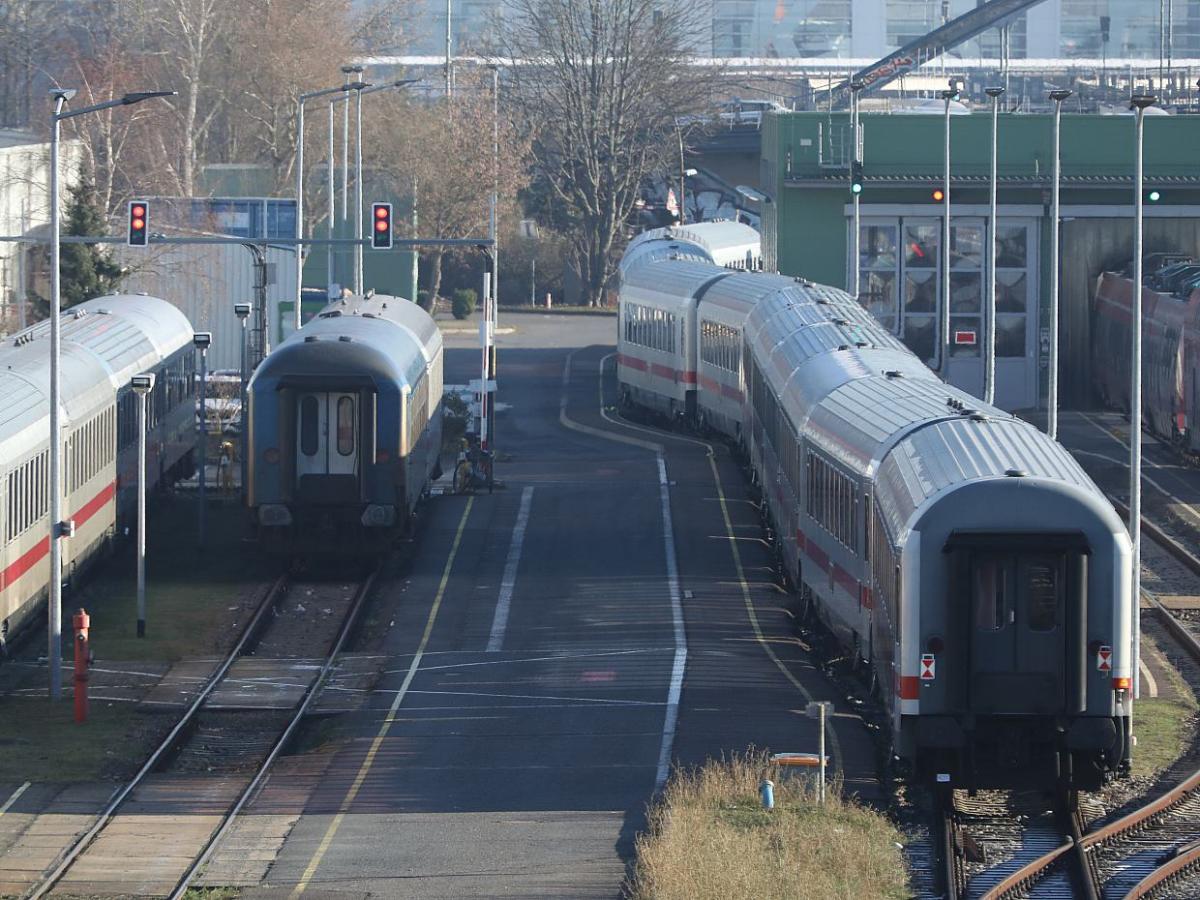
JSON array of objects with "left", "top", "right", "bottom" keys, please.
[{"left": 22, "top": 566, "right": 378, "bottom": 899}]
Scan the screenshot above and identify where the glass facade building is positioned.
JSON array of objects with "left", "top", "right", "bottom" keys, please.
[{"left": 393, "top": 0, "right": 1200, "bottom": 60}]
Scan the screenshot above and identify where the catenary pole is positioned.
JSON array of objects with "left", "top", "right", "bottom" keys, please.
[
  {"left": 1047, "top": 89, "right": 1072, "bottom": 439},
  {"left": 984, "top": 86, "right": 1004, "bottom": 406}
]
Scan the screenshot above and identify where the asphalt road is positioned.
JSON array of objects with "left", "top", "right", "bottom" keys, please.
[{"left": 231, "top": 312, "right": 878, "bottom": 899}]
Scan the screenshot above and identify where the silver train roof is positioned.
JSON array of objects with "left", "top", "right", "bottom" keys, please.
[
  {"left": 0, "top": 295, "right": 193, "bottom": 461},
  {"left": 621, "top": 221, "right": 761, "bottom": 274}
]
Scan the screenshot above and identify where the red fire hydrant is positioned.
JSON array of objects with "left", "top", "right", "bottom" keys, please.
[{"left": 73, "top": 608, "right": 90, "bottom": 724}]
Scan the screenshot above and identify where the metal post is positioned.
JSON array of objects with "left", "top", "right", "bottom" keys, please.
[
  {"left": 1130, "top": 94, "right": 1156, "bottom": 699},
  {"left": 677, "top": 127, "right": 687, "bottom": 226},
  {"left": 196, "top": 341, "right": 209, "bottom": 547},
  {"left": 530, "top": 257, "right": 536, "bottom": 306},
  {"left": 985, "top": 86, "right": 1004, "bottom": 406},
  {"left": 446, "top": 0, "right": 453, "bottom": 98},
  {"left": 490, "top": 67, "right": 499, "bottom": 461},
  {"left": 480, "top": 267, "right": 490, "bottom": 450},
  {"left": 294, "top": 99, "right": 305, "bottom": 331},
  {"left": 327, "top": 99, "right": 336, "bottom": 297},
  {"left": 850, "top": 82, "right": 863, "bottom": 298},
  {"left": 939, "top": 86, "right": 957, "bottom": 378},
  {"left": 354, "top": 85, "right": 364, "bottom": 295},
  {"left": 1048, "top": 90, "right": 1072, "bottom": 439},
  {"left": 235, "top": 303, "right": 251, "bottom": 501},
  {"left": 136, "top": 387, "right": 148, "bottom": 637},
  {"left": 48, "top": 93, "right": 66, "bottom": 699},
  {"left": 818, "top": 702, "right": 826, "bottom": 805}
]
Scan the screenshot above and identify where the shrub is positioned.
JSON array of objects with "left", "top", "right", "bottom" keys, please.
[{"left": 451, "top": 288, "right": 477, "bottom": 319}]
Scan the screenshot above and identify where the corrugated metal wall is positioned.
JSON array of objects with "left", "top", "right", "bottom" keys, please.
[
  {"left": 112, "top": 241, "right": 297, "bottom": 371},
  {"left": 1061, "top": 217, "right": 1200, "bottom": 406}
]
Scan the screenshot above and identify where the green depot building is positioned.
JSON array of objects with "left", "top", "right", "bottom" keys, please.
[{"left": 760, "top": 109, "right": 1200, "bottom": 410}]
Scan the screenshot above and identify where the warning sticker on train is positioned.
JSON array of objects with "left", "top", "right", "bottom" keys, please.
[
  {"left": 1097, "top": 645, "right": 1112, "bottom": 672},
  {"left": 919, "top": 654, "right": 936, "bottom": 680}
]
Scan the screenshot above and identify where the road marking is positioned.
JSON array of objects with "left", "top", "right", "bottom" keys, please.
[
  {"left": 411, "top": 647, "right": 672, "bottom": 673},
  {"left": 655, "top": 454, "right": 688, "bottom": 791},
  {"left": 1138, "top": 658, "right": 1159, "bottom": 698},
  {"left": 406, "top": 688, "right": 665, "bottom": 706},
  {"left": 705, "top": 453, "right": 844, "bottom": 771},
  {"left": 559, "top": 350, "right": 661, "bottom": 451},
  {"left": 0, "top": 782, "right": 29, "bottom": 817},
  {"left": 290, "top": 497, "right": 475, "bottom": 897},
  {"left": 487, "top": 486, "right": 534, "bottom": 652}
]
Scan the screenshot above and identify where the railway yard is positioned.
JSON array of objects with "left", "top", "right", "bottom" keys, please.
[{"left": 1, "top": 310, "right": 1198, "bottom": 898}]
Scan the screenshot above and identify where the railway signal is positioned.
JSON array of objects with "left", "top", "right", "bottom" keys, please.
[
  {"left": 127, "top": 200, "right": 149, "bottom": 246},
  {"left": 371, "top": 202, "right": 392, "bottom": 249},
  {"left": 1147, "top": 189, "right": 1162, "bottom": 203},
  {"left": 931, "top": 188, "right": 945, "bottom": 203},
  {"left": 850, "top": 160, "right": 864, "bottom": 195}
]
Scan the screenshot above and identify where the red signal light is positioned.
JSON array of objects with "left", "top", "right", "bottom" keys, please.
[
  {"left": 131, "top": 204, "right": 146, "bottom": 217},
  {"left": 370, "top": 202, "right": 393, "bottom": 249},
  {"left": 127, "top": 199, "right": 150, "bottom": 246},
  {"left": 931, "top": 188, "right": 945, "bottom": 203}
]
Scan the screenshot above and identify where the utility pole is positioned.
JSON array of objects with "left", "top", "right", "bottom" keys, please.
[
  {"left": 984, "top": 86, "right": 1004, "bottom": 406},
  {"left": 1047, "top": 89, "right": 1072, "bottom": 440},
  {"left": 939, "top": 84, "right": 958, "bottom": 379}
]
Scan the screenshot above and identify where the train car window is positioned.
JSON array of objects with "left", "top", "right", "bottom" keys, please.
[
  {"left": 300, "top": 396, "right": 319, "bottom": 456},
  {"left": 337, "top": 397, "right": 355, "bottom": 456},
  {"left": 1027, "top": 561, "right": 1060, "bottom": 631},
  {"left": 973, "top": 558, "right": 1009, "bottom": 631}
]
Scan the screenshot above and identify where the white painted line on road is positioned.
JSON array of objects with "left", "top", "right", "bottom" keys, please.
[
  {"left": 0, "top": 782, "right": 29, "bottom": 818},
  {"left": 655, "top": 454, "right": 688, "bottom": 791},
  {"left": 407, "top": 688, "right": 665, "bottom": 706},
  {"left": 1070, "top": 449, "right": 1200, "bottom": 531},
  {"left": 413, "top": 647, "right": 673, "bottom": 673},
  {"left": 487, "top": 486, "right": 535, "bottom": 652},
  {"left": 1139, "top": 658, "right": 1159, "bottom": 698}
]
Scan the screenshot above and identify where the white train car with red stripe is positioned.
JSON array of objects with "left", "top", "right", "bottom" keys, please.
[
  {"left": 617, "top": 225, "right": 1134, "bottom": 791},
  {"left": 0, "top": 296, "right": 195, "bottom": 652},
  {"left": 617, "top": 222, "right": 762, "bottom": 423}
]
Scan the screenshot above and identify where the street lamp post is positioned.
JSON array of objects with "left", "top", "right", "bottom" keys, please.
[
  {"left": 295, "top": 82, "right": 362, "bottom": 330},
  {"left": 1047, "top": 88, "right": 1073, "bottom": 440},
  {"left": 46, "top": 87, "right": 175, "bottom": 698},
  {"left": 131, "top": 374, "right": 155, "bottom": 638},
  {"left": 327, "top": 98, "right": 337, "bottom": 297},
  {"left": 1130, "top": 93, "right": 1156, "bottom": 699},
  {"left": 939, "top": 85, "right": 959, "bottom": 379},
  {"left": 984, "top": 86, "right": 1005, "bottom": 406},
  {"left": 193, "top": 332, "right": 212, "bottom": 547},
  {"left": 849, "top": 80, "right": 864, "bottom": 299},
  {"left": 234, "top": 303, "right": 251, "bottom": 500}
]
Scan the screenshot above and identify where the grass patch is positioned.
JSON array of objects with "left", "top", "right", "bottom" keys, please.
[
  {"left": 0, "top": 698, "right": 174, "bottom": 782},
  {"left": 181, "top": 889, "right": 240, "bottom": 899},
  {"left": 1133, "top": 697, "right": 1197, "bottom": 778},
  {"left": 67, "top": 496, "right": 273, "bottom": 662},
  {"left": 630, "top": 752, "right": 908, "bottom": 900}
]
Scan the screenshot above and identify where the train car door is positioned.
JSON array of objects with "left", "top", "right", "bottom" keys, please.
[
  {"left": 296, "top": 392, "right": 359, "bottom": 486},
  {"left": 968, "top": 552, "right": 1065, "bottom": 715}
]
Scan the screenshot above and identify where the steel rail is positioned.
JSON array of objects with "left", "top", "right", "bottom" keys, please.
[
  {"left": 1122, "top": 838, "right": 1200, "bottom": 898},
  {"left": 168, "top": 565, "right": 380, "bottom": 897},
  {"left": 24, "top": 573, "right": 290, "bottom": 900}
]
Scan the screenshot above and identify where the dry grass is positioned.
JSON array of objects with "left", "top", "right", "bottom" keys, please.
[{"left": 630, "top": 752, "right": 908, "bottom": 900}]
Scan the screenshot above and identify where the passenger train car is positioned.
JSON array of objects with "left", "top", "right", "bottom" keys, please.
[
  {"left": 619, "top": 224, "right": 1134, "bottom": 790},
  {"left": 1093, "top": 266, "right": 1200, "bottom": 453},
  {"left": 617, "top": 222, "right": 762, "bottom": 423},
  {"left": 0, "top": 295, "right": 196, "bottom": 650},
  {"left": 247, "top": 292, "right": 443, "bottom": 554}
]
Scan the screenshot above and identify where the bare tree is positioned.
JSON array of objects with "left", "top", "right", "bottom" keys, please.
[
  {"left": 368, "top": 80, "right": 531, "bottom": 311},
  {"left": 497, "top": 0, "right": 718, "bottom": 306},
  {"left": 0, "top": 1, "right": 57, "bottom": 127}
]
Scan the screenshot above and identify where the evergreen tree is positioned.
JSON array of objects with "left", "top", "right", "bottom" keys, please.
[{"left": 59, "top": 174, "right": 125, "bottom": 308}]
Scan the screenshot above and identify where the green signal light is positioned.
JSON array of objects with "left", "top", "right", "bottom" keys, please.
[
  {"left": 851, "top": 182, "right": 863, "bottom": 195},
  {"left": 1148, "top": 190, "right": 1162, "bottom": 202}
]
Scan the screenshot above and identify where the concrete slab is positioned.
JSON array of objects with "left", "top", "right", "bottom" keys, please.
[
  {"left": 206, "top": 658, "right": 323, "bottom": 710},
  {"left": 141, "top": 657, "right": 223, "bottom": 708}
]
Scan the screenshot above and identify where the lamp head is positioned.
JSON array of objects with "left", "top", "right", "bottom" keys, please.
[
  {"left": 849, "top": 80, "right": 864, "bottom": 93},
  {"left": 342, "top": 64, "right": 364, "bottom": 75},
  {"left": 122, "top": 90, "right": 177, "bottom": 105},
  {"left": 192, "top": 332, "right": 212, "bottom": 350},
  {"left": 234, "top": 302, "right": 252, "bottom": 320},
  {"left": 985, "top": 86, "right": 1005, "bottom": 99},
  {"left": 131, "top": 373, "right": 155, "bottom": 395},
  {"left": 939, "top": 88, "right": 959, "bottom": 101},
  {"left": 1130, "top": 94, "right": 1158, "bottom": 110},
  {"left": 1049, "top": 89, "right": 1073, "bottom": 102},
  {"left": 50, "top": 88, "right": 77, "bottom": 103}
]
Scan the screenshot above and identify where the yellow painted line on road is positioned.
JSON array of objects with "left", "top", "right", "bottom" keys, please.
[
  {"left": 290, "top": 497, "right": 475, "bottom": 897},
  {"left": 705, "top": 455, "right": 844, "bottom": 772},
  {"left": 0, "top": 782, "right": 29, "bottom": 817}
]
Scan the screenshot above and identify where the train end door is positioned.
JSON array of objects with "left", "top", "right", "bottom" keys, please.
[{"left": 296, "top": 391, "right": 361, "bottom": 503}]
